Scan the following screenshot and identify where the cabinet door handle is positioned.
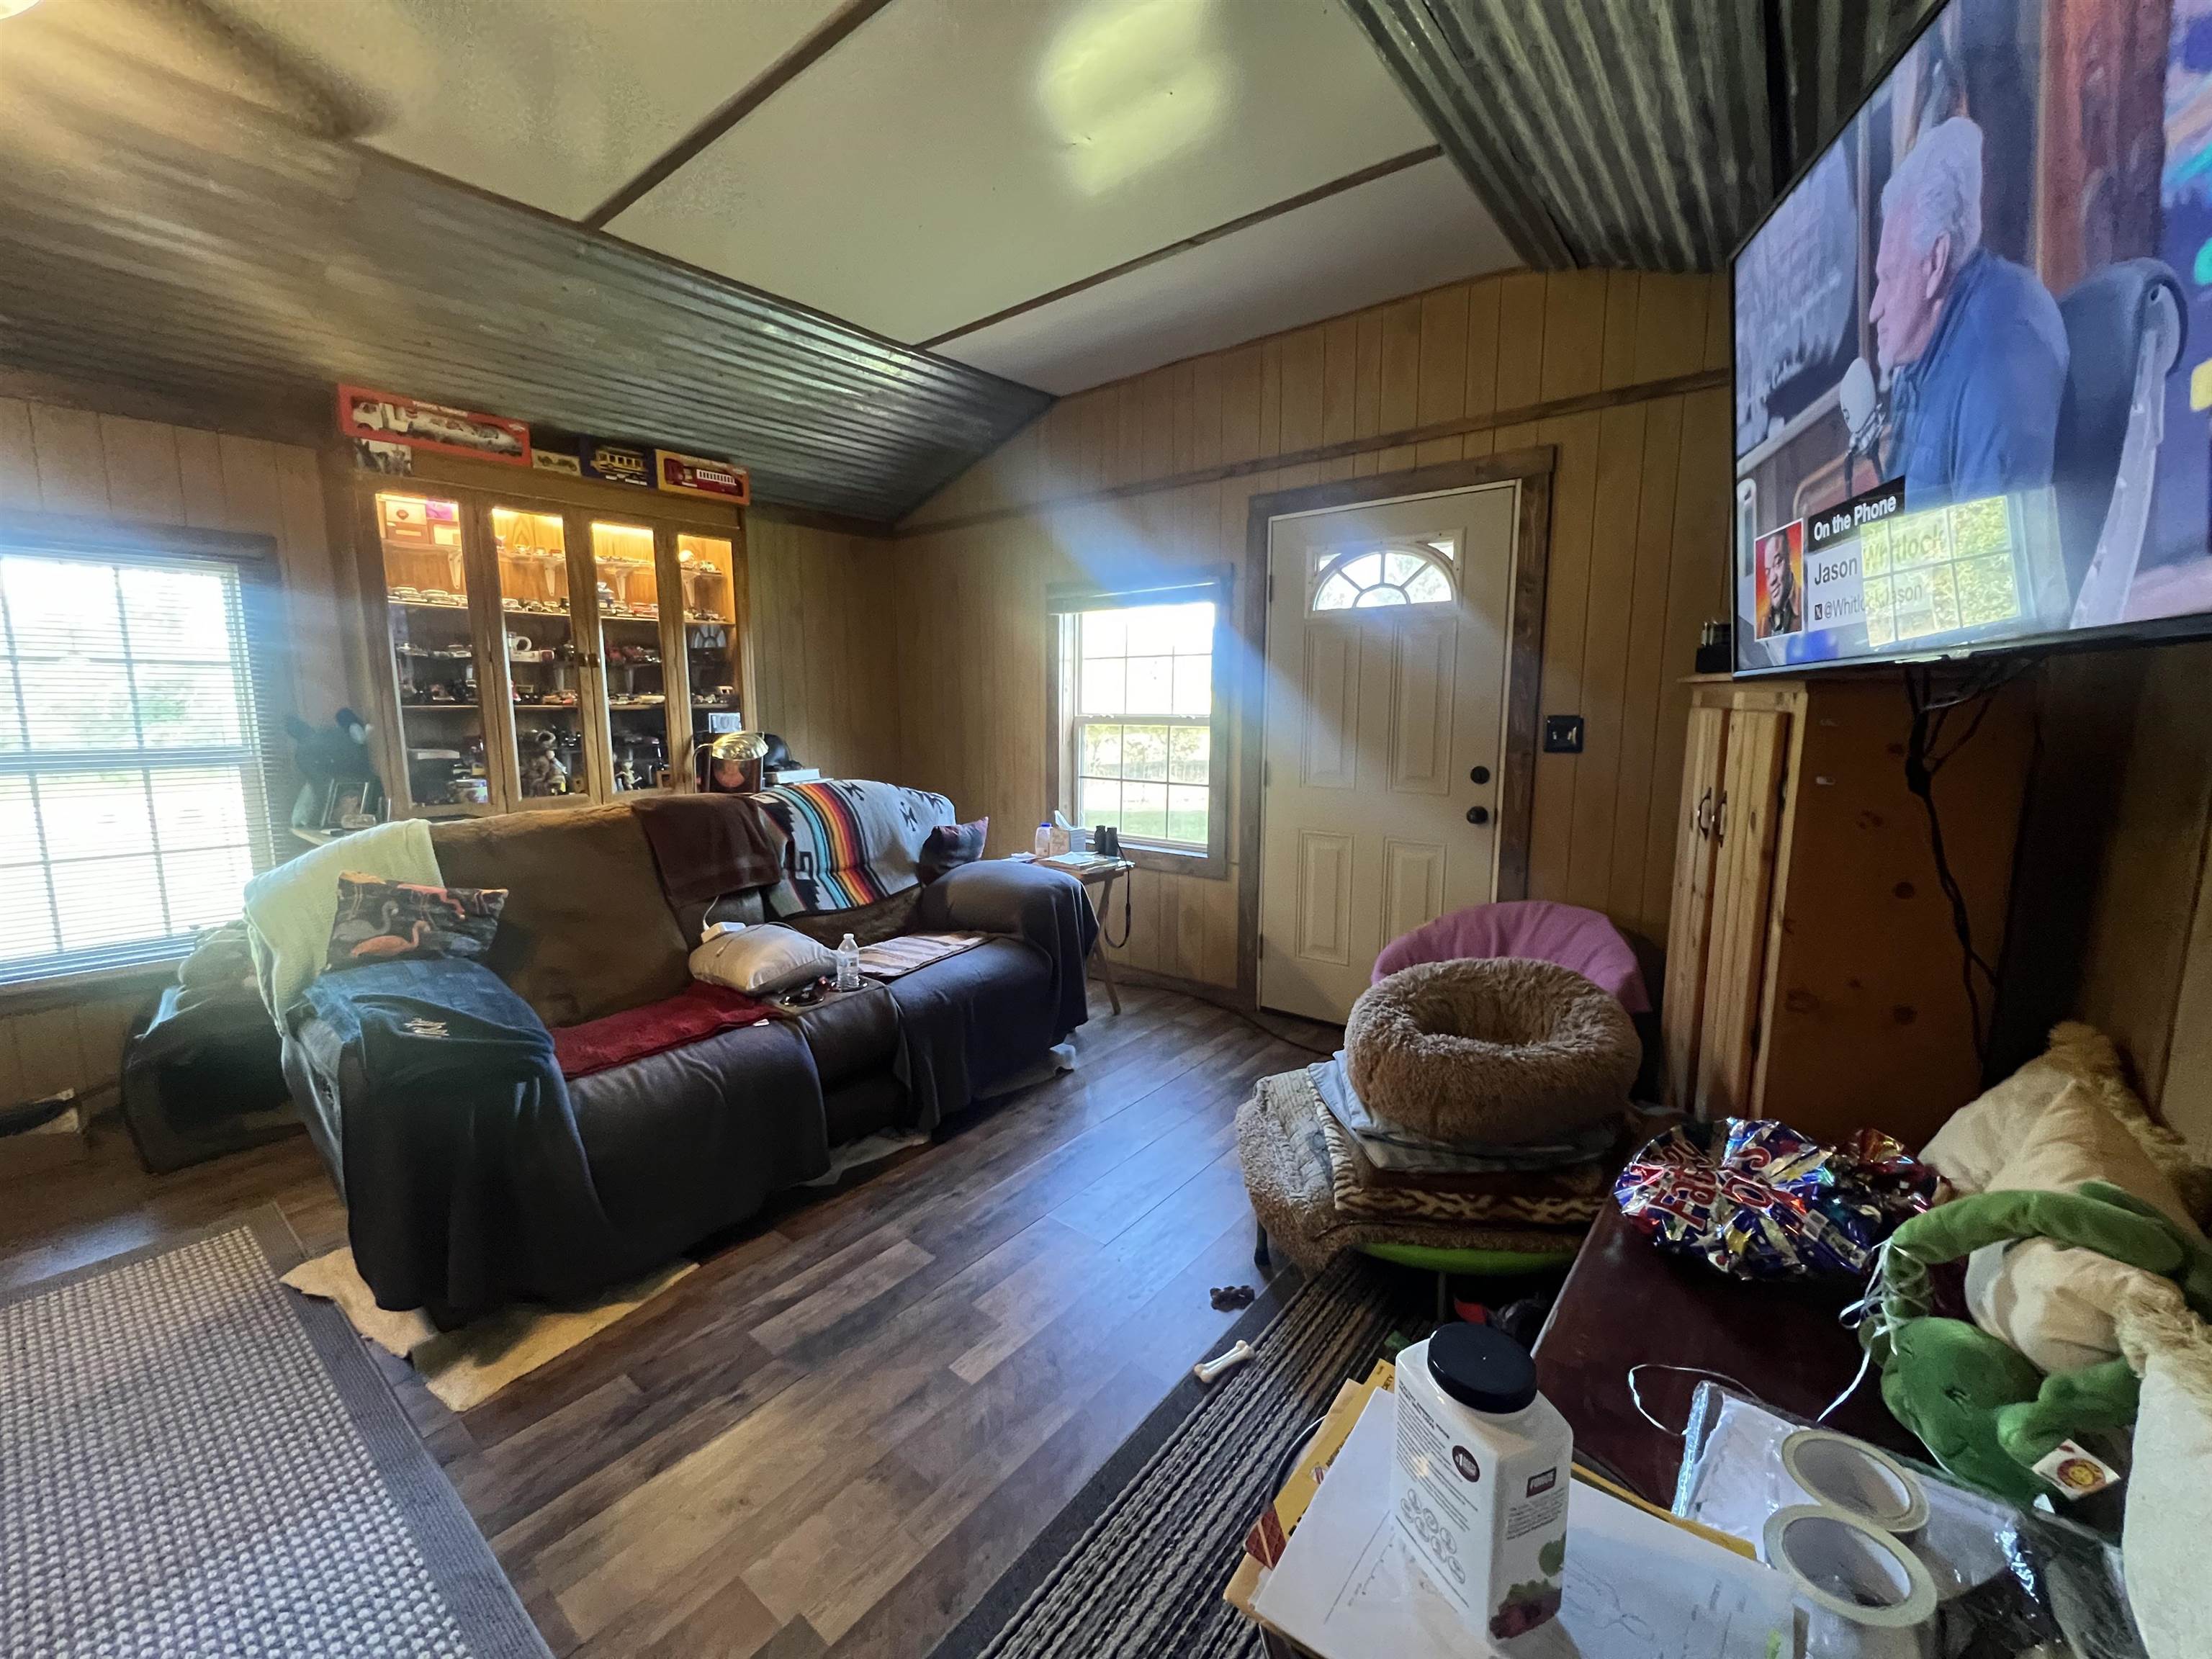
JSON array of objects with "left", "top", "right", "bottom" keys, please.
[
  {"left": 1713, "top": 788, "right": 1728, "bottom": 843},
  {"left": 1694, "top": 787, "right": 1714, "bottom": 837}
]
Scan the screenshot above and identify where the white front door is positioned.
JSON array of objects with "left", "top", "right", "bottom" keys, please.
[{"left": 1258, "top": 485, "right": 1519, "bottom": 1023}]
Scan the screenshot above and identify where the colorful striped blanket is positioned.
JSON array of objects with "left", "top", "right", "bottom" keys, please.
[{"left": 749, "top": 779, "right": 957, "bottom": 914}]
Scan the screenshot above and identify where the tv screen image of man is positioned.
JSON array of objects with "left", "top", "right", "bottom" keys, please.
[
  {"left": 1755, "top": 523, "right": 1803, "bottom": 639},
  {"left": 1871, "top": 117, "right": 2069, "bottom": 511}
]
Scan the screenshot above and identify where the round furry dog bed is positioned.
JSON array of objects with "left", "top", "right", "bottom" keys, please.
[{"left": 1346, "top": 958, "right": 1637, "bottom": 1145}]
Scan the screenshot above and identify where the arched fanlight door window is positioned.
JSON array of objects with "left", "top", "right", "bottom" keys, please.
[{"left": 1310, "top": 537, "right": 1457, "bottom": 613}]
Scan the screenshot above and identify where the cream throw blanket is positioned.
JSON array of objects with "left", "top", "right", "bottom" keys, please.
[{"left": 243, "top": 818, "right": 439, "bottom": 1018}]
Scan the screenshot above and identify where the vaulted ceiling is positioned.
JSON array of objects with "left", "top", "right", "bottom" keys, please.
[
  {"left": 1343, "top": 0, "right": 1943, "bottom": 271},
  {"left": 199, "top": 0, "right": 1520, "bottom": 395},
  {"left": 0, "top": 0, "right": 1930, "bottom": 522}
]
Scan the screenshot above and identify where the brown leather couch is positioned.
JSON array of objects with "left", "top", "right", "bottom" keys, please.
[{"left": 281, "top": 801, "right": 1095, "bottom": 1321}]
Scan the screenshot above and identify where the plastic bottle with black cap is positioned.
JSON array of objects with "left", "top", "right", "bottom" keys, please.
[{"left": 1392, "top": 1322, "right": 1575, "bottom": 1640}]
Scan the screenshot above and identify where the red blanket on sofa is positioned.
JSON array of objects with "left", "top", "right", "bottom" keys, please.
[{"left": 552, "top": 981, "right": 774, "bottom": 1079}]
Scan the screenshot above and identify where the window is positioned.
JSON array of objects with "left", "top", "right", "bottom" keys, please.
[
  {"left": 1310, "top": 536, "right": 1457, "bottom": 612},
  {"left": 0, "top": 540, "right": 282, "bottom": 984},
  {"left": 1051, "top": 571, "right": 1232, "bottom": 873}
]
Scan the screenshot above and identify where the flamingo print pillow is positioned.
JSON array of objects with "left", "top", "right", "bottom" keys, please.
[{"left": 325, "top": 872, "right": 508, "bottom": 969}]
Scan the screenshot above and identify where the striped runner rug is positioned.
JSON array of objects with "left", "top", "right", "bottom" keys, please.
[{"left": 931, "top": 1251, "right": 1417, "bottom": 1659}]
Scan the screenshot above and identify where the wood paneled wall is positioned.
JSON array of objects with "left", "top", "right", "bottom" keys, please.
[
  {"left": 891, "top": 270, "right": 1734, "bottom": 989},
  {"left": 0, "top": 385, "right": 357, "bottom": 727},
  {"left": 2000, "top": 642, "right": 2212, "bottom": 1157},
  {"left": 746, "top": 515, "right": 901, "bottom": 783},
  {"left": 0, "top": 381, "right": 353, "bottom": 1118}
]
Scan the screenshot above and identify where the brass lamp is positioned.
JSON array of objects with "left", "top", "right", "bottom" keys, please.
[{"left": 700, "top": 729, "right": 768, "bottom": 793}]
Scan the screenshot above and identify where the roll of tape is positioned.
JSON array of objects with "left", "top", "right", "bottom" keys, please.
[
  {"left": 1779, "top": 1429, "right": 1930, "bottom": 1534},
  {"left": 1763, "top": 1504, "right": 1938, "bottom": 1630}
]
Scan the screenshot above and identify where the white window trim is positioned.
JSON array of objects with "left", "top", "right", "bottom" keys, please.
[{"left": 1047, "top": 569, "right": 1233, "bottom": 879}]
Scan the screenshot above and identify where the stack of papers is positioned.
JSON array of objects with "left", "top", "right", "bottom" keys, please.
[{"left": 1253, "top": 1391, "right": 1796, "bottom": 1659}]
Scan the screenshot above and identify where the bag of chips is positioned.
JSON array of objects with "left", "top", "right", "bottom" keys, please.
[{"left": 1614, "top": 1118, "right": 1937, "bottom": 1279}]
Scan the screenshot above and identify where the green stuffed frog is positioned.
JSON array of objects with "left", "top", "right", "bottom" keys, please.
[{"left": 1864, "top": 1182, "right": 2212, "bottom": 1507}]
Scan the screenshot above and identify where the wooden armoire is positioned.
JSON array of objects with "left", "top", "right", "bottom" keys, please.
[{"left": 1660, "top": 673, "right": 2035, "bottom": 1149}]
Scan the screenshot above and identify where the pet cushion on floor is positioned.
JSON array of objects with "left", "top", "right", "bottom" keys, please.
[
  {"left": 1344, "top": 958, "right": 1638, "bottom": 1146},
  {"left": 1308, "top": 1088, "right": 1613, "bottom": 1226},
  {"left": 1236, "top": 1069, "right": 1591, "bottom": 1273}
]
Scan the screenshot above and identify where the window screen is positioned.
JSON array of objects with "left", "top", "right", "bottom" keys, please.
[{"left": 0, "top": 543, "right": 284, "bottom": 984}]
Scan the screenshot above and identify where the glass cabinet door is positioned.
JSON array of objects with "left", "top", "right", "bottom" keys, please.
[
  {"left": 375, "top": 490, "right": 493, "bottom": 811},
  {"left": 489, "top": 505, "right": 595, "bottom": 804},
  {"left": 676, "top": 534, "right": 742, "bottom": 777},
  {"left": 588, "top": 521, "right": 671, "bottom": 793}
]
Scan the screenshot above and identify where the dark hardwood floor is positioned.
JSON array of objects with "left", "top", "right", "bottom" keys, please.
[{"left": 0, "top": 984, "right": 1339, "bottom": 1658}]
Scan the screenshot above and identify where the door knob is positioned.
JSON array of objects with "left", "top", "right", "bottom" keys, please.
[{"left": 1465, "top": 805, "right": 1490, "bottom": 825}]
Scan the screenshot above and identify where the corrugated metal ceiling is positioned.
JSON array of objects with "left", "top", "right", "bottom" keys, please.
[
  {"left": 0, "top": 34, "right": 1049, "bottom": 525},
  {"left": 1343, "top": 0, "right": 1942, "bottom": 272}
]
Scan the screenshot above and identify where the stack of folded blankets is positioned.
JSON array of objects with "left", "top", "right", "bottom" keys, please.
[
  {"left": 1237, "top": 956, "right": 1645, "bottom": 1272},
  {"left": 1306, "top": 1049, "right": 1620, "bottom": 1228}
]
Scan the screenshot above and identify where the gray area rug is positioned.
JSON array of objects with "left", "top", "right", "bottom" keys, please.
[
  {"left": 0, "top": 1208, "right": 549, "bottom": 1659},
  {"left": 930, "top": 1251, "right": 1420, "bottom": 1659}
]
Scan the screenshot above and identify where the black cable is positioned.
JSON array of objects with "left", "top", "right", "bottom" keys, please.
[
  {"left": 1218, "top": 1000, "right": 1339, "bottom": 1058},
  {"left": 1093, "top": 868, "right": 1337, "bottom": 1055},
  {"left": 1102, "top": 864, "right": 1133, "bottom": 950},
  {"left": 1900, "top": 660, "right": 2029, "bottom": 1067}
]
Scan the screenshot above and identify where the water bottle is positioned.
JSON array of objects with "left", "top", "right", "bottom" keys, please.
[
  {"left": 1035, "top": 820, "right": 1053, "bottom": 857},
  {"left": 835, "top": 932, "right": 861, "bottom": 992}
]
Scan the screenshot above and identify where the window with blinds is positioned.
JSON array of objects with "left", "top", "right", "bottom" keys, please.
[{"left": 0, "top": 541, "right": 283, "bottom": 985}]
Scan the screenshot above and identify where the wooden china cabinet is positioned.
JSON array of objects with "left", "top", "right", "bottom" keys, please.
[{"left": 338, "top": 449, "right": 756, "bottom": 819}]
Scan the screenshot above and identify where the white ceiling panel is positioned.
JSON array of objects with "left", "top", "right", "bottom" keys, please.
[
  {"left": 935, "top": 156, "right": 1513, "bottom": 394},
  {"left": 207, "top": 0, "right": 850, "bottom": 220},
  {"left": 607, "top": 0, "right": 1437, "bottom": 343}
]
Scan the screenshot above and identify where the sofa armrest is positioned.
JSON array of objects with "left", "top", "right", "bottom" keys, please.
[{"left": 913, "top": 859, "right": 1096, "bottom": 955}]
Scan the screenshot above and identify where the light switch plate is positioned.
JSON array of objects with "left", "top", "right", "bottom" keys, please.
[{"left": 1543, "top": 714, "right": 1585, "bottom": 754}]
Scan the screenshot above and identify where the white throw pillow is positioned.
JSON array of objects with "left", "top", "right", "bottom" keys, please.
[{"left": 689, "top": 923, "right": 835, "bottom": 997}]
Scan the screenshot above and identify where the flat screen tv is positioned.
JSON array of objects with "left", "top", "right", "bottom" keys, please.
[{"left": 1730, "top": 0, "right": 2212, "bottom": 675}]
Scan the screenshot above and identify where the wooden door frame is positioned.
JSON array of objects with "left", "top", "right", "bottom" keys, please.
[{"left": 1236, "top": 447, "right": 1556, "bottom": 1009}]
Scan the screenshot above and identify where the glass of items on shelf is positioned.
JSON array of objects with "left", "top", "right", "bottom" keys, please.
[
  {"left": 591, "top": 521, "right": 670, "bottom": 793},
  {"left": 678, "top": 534, "right": 741, "bottom": 766},
  {"left": 380, "top": 492, "right": 491, "bottom": 808},
  {"left": 493, "top": 505, "right": 594, "bottom": 798}
]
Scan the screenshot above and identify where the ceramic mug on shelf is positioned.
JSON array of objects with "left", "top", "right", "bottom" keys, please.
[{"left": 506, "top": 633, "right": 532, "bottom": 656}]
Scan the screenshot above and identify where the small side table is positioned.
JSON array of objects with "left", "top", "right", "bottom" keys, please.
[{"left": 1023, "top": 854, "right": 1135, "bottom": 1015}]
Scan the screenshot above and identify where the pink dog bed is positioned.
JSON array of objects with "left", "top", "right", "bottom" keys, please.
[{"left": 1372, "top": 900, "right": 1650, "bottom": 1014}]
